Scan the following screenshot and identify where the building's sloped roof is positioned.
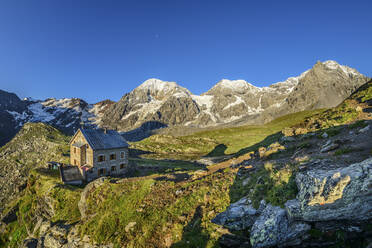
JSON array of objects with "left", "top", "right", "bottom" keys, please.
[{"left": 80, "top": 128, "right": 129, "bottom": 150}]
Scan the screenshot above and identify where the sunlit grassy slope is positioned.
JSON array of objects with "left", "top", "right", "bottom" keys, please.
[{"left": 131, "top": 109, "right": 325, "bottom": 159}]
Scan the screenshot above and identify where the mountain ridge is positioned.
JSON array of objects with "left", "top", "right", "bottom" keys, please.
[{"left": 0, "top": 60, "right": 369, "bottom": 145}]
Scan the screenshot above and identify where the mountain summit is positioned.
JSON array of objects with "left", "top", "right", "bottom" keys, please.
[
  {"left": 0, "top": 60, "right": 369, "bottom": 145},
  {"left": 101, "top": 60, "right": 369, "bottom": 131}
]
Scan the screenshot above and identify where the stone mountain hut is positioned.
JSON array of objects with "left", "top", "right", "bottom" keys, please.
[{"left": 67, "top": 128, "right": 129, "bottom": 182}]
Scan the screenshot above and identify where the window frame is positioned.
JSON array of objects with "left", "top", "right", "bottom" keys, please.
[
  {"left": 109, "top": 153, "right": 116, "bottom": 161},
  {"left": 97, "top": 154, "right": 105, "bottom": 163}
]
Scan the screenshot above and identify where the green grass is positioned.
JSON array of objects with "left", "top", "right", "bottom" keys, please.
[
  {"left": 348, "top": 120, "right": 368, "bottom": 129},
  {"left": 230, "top": 162, "right": 298, "bottom": 209},
  {"left": 78, "top": 169, "right": 237, "bottom": 247},
  {"left": 132, "top": 109, "right": 324, "bottom": 159},
  {"left": 129, "top": 158, "right": 203, "bottom": 172},
  {"left": 0, "top": 169, "right": 82, "bottom": 248},
  {"left": 334, "top": 148, "right": 353, "bottom": 156},
  {"left": 326, "top": 127, "right": 342, "bottom": 137}
]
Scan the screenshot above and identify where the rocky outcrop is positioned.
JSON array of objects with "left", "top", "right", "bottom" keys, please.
[
  {"left": 26, "top": 220, "right": 113, "bottom": 248},
  {"left": 0, "top": 123, "right": 69, "bottom": 215},
  {"left": 78, "top": 177, "right": 106, "bottom": 219},
  {"left": 212, "top": 197, "right": 260, "bottom": 231},
  {"left": 250, "top": 203, "right": 310, "bottom": 248},
  {"left": 213, "top": 157, "right": 372, "bottom": 247},
  {"left": 286, "top": 158, "right": 372, "bottom": 223}
]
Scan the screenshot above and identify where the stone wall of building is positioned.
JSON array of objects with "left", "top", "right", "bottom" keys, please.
[{"left": 82, "top": 147, "right": 129, "bottom": 180}]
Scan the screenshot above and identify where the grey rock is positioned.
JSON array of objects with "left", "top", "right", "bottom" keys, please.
[
  {"left": 320, "top": 140, "right": 339, "bottom": 153},
  {"left": 250, "top": 204, "right": 310, "bottom": 248},
  {"left": 280, "top": 136, "right": 296, "bottom": 143},
  {"left": 359, "top": 125, "right": 370, "bottom": 133},
  {"left": 79, "top": 177, "right": 106, "bottom": 219},
  {"left": 321, "top": 132, "right": 328, "bottom": 138},
  {"left": 212, "top": 197, "right": 259, "bottom": 231},
  {"left": 285, "top": 158, "right": 372, "bottom": 223},
  {"left": 22, "top": 238, "right": 38, "bottom": 248}
]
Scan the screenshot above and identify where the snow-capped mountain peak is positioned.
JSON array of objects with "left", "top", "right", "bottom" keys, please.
[
  {"left": 206, "top": 79, "right": 259, "bottom": 95},
  {"left": 216, "top": 79, "right": 256, "bottom": 90},
  {"left": 322, "top": 60, "right": 359, "bottom": 76},
  {"left": 136, "top": 78, "right": 190, "bottom": 96}
]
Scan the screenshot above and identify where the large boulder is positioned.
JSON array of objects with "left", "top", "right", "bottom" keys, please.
[
  {"left": 212, "top": 197, "right": 260, "bottom": 231},
  {"left": 250, "top": 204, "right": 310, "bottom": 248},
  {"left": 78, "top": 177, "right": 106, "bottom": 219},
  {"left": 286, "top": 158, "right": 372, "bottom": 223}
]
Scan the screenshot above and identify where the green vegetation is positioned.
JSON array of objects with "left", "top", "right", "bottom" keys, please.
[
  {"left": 292, "top": 80, "right": 372, "bottom": 132},
  {"left": 132, "top": 109, "right": 323, "bottom": 159},
  {"left": 230, "top": 162, "right": 298, "bottom": 208},
  {"left": 0, "top": 169, "right": 82, "bottom": 247},
  {"left": 348, "top": 120, "right": 368, "bottom": 129},
  {"left": 129, "top": 157, "right": 204, "bottom": 174},
  {"left": 326, "top": 127, "right": 341, "bottom": 137},
  {"left": 352, "top": 80, "right": 372, "bottom": 103},
  {"left": 334, "top": 148, "right": 353, "bottom": 156},
  {"left": 78, "top": 169, "right": 237, "bottom": 247}
]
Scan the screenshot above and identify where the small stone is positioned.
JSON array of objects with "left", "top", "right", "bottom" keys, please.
[
  {"left": 125, "top": 222, "right": 137, "bottom": 232},
  {"left": 320, "top": 140, "right": 339, "bottom": 153},
  {"left": 321, "top": 132, "right": 328, "bottom": 138}
]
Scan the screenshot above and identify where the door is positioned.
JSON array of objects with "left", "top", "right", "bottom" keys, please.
[
  {"left": 98, "top": 168, "right": 106, "bottom": 176},
  {"left": 81, "top": 145, "right": 87, "bottom": 165}
]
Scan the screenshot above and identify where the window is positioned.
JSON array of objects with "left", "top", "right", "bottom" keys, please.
[
  {"left": 98, "top": 155, "right": 105, "bottom": 162},
  {"left": 74, "top": 147, "right": 76, "bottom": 154},
  {"left": 74, "top": 159, "right": 77, "bottom": 165},
  {"left": 120, "top": 151, "right": 125, "bottom": 159},
  {"left": 110, "top": 153, "right": 116, "bottom": 160},
  {"left": 111, "top": 166, "right": 116, "bottom": 171},
  {"left": 120, "top": 163, "right": 125, "bottom": 169}
]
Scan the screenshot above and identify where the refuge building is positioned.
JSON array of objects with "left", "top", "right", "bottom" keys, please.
[{"left": 68, "top": 128, "right": 129, "bottom": 182}]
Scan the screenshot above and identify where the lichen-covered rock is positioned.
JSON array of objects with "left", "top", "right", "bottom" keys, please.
[
  {"left": 250, "top": 204, "right": 310, "bottom": 248},
  {"left": 212, "top": 197, "right": 259, "bottom": 231},
  {"left": 286, "top": 158, "right": 372, "bottom": 223},
  {"left": 78, "top": 177, "right": 106, "bottom": 219}
]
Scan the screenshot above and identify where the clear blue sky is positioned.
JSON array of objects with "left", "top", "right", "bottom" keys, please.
[{"left": 0, "top": 0, "right": 371, "bottom": 103}]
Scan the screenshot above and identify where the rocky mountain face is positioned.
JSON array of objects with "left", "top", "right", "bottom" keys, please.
[
  {"left": 0, "top": 90, "right": 27, "bottom": 145},
  {"left": 0, "top": 60, "right": 369, "bottom": 146},
  {"left": 102, "top": 61, "right": 369, "bottom": 132},
  {"left": 0, "top": 96, "right": 113, "bottom": 146}
]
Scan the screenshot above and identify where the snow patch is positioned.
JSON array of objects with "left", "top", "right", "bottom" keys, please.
[
  {"left": 212, "top": 79, "right": 258, "bottom": 93},
  {"left": 28, "top": 103, "right": 56, "bottom": 122},
  {"left": 223, "top": 96, "right": 245, "bottom": 110},
  {"left": 323, "top": 60, "right": 359, "bottom": 76}
]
